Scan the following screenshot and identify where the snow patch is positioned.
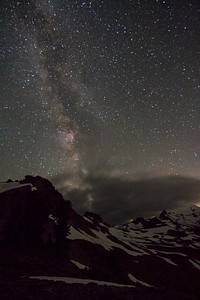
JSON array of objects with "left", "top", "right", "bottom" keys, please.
[
  {"left": 158, "top": 256, "right": 178, "bottom": 266},
  {"left": 31, "top": 186, "right": 37, "bottom": 191},
  {"left": 29, "top": 276, "right": 135, "bottom": 287},
  {"left": 128, "top": 273, "right": 153, "bottom": 287},
  {"left": 69, "top": 226, "right": 146, "bottom": 256},
  {"left": 71, "top": 260, "right": 89, "bottom": 270},
  {"left": 68, "top": 227, "right": 96, "bottom": 244},
  {"left": 157, "top": 251, "right": 187, "bottom": 257},
  {"left": 83, "top": 216, "right": 93, "bottom": 223},
  {"left": 91, "top": 228, "right": 146, "bottom": 256},
  {"left": 189, "top": 259, "right": 200, "bottom": 271},
  {"left": 0, "top": 182, "right": 36, "bottom": 193}
]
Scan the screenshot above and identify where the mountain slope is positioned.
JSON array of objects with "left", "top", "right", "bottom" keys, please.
[
  {"left": 67, "top": 205, "right": 200, "bottom": 296},
  {"left": 0, "top": 177, "right": 199, "bottom": 299}
]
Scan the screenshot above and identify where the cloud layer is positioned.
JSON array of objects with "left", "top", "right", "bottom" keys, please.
[{"left": 54, "top": 174, "right": 200, "bottom": 224}]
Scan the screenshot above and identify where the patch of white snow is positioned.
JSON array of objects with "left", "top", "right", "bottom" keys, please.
[
  {"left": 189, "top": 259, "right": 200, "bottom": 271},
  {"left": 0, "top": 182, "right": 36, "bottom": 193},
  {"left": 158, "top": 256, "right": 178, "bottom": 266},
  {"left": 71, "top": 260, "right": 89, "bottom": 270},
  {"left": 29, "top": 276, "right": 135, "bottom": 287},
  {"left": 128, "top": 274, "right": 153, "bottom": 287}
]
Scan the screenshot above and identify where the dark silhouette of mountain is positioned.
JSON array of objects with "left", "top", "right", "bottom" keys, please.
[
  {"left": 0, "top": 176, "right": 73, "bottom": 282},
  {"left": 0, "top": 176, "right": 200, "bottom": 299},
  {"left": 0, "top": 176, "right": 71, "bottom": 248}
]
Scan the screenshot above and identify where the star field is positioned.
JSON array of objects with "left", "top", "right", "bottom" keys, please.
[{"left": 1, "top": 0, "right": 200, "bottom": 192}]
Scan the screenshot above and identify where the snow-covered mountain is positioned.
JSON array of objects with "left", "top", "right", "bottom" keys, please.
[
  {"left": 0, "top": 176, "right": 200, "bottom": 299},
  {"left": 67, "top": 204, "right": 200, "bottom": 292}
]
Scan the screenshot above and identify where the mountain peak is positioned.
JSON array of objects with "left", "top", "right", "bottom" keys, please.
[{"left": 158, "top": 209, "right": 169, "bottom": 220}]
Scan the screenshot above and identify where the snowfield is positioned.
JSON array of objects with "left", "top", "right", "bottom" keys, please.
[
  {"left": 0, "top": 182, "right": 37, "bottom": 193},
  {"left": 29, "top": 276, "right": 135, "bottom": 288}
]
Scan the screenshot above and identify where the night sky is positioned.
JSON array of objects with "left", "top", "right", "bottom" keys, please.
[{"left": 1, "top": 0, "right": 200, "bottom": 222}]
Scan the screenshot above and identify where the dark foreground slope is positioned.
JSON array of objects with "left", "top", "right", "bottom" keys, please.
[
  {"left": 0, "top": 176, "right": 199, "bottom": 299},
  {"left": 1, "top": 277, "right": 197, "bottom": 300}
]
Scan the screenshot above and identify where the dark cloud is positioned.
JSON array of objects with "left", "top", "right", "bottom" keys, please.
[{"left": 54, "top": 174, "right": 200, "bottom": 224}]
